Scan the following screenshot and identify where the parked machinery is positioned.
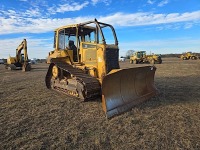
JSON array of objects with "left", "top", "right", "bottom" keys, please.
[
  {"left": 45, "top": 19, "right": 157, "bottom": 118},
  {"left": 180, "top": 52, "right": 198, "bottom": 60},
  {"left": 130, "top": 51, "right": 147, "bottom": 64},
  {"left": 0, "top": 59, "right": 5, "bottom": 64},
  {"left": 146, "top": 54, "right": 162, "bottom": 64},
  {"left": 5, "top": 39, "right": 31, "bottom": 71},
  {"left": 130, "top": 51, "right": 162, "bottom": 64}
]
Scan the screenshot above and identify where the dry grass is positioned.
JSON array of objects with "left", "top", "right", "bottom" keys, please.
[{"left": 0, "top": 58, "right": 200, "bottom": 149}]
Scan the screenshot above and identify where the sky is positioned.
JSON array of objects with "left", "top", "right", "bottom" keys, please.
[{"left": 0, "top": 0, "right": 200, "bottom": 59}]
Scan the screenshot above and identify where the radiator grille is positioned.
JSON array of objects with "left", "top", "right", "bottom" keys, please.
[{"left": 105, "top": 48, "right": 120, "bottom": 73}]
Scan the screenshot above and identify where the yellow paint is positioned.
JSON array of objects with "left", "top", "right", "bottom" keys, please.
[
  {"left": 52, "top": 65, "right": 59, "bottom": 78},
  {"left": 6, "top": 39, "right": 30, "bottom": 68},
  {"left": 47, "top": 20, "right": 120, "bottom": 83}
]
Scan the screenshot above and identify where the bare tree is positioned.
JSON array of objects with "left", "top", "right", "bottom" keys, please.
[{"left": 126, "top": 50, "right": 135, "bottom": 59}]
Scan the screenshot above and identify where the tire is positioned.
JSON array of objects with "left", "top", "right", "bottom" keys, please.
[
  {"left": 151, "top": 59, "right": 155, "bottom": 64},
  {"left": 133, "top": 60, "right": 137, "bottom": 64},
  {"left": 191, "top": 56, "right": 197, "bottom": 60},
  {"left": 130, "top": 60, "right": 133, "bottom": 64}
]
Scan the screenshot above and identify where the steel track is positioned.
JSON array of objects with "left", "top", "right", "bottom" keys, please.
[{"left": 45, "top": 60, "right": 101, "bottom": 100}]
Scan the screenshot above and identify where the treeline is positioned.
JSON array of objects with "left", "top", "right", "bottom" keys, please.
[
  {"left": 161, "top": 53, "right": 200, "bottom": 58},
  {"left": 124, "top": 50, "right": 200, "bottom": 58},
  {"left": 161, "top": 54, "right": 181, "bottom": 58},
  {"left": 0, "top": 58, "right": 47, "bottom": 64}
]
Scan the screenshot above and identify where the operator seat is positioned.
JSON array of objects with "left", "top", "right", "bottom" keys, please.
[{"left": 68, "top": 40, "right": 77, "bottom": 62}]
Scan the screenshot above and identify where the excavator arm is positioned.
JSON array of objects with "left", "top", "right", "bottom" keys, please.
[{"left": 15, "top": 39, "right": 28, "bottom": 63}]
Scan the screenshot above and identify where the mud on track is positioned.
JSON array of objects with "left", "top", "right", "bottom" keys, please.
[{"left": 0, "top": 58, "right": 200, "bottom": 149}]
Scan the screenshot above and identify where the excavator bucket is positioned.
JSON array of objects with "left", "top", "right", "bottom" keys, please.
[{"left": 102, "top": 66, "right": 157, "bottom": 118}]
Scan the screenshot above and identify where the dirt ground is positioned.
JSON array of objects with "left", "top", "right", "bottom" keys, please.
[{"left": 0, "top": 58, "right": 200, "bottom": 149}]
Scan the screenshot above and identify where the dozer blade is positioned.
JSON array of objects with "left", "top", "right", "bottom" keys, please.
[{"left": 102, "top": 66, "right": 157, "bottom": 118}]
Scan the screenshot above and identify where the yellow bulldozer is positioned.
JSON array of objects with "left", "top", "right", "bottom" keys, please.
[
  {"left": 5, "top": 39, "right": 31, "bottom": 71},
  {"left": 180, "top": 52, "right": 198, "bottom": 60},
  {"left": 45, "top": 19, "right": 157, "bottom": 118},
  {"left": 130, "top": 51, "right": 162, "bottom": 64}
]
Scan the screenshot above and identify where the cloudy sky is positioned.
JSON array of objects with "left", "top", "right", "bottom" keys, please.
[{"left": 0, "top": 0, "right": 200, "bottom": 58}]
